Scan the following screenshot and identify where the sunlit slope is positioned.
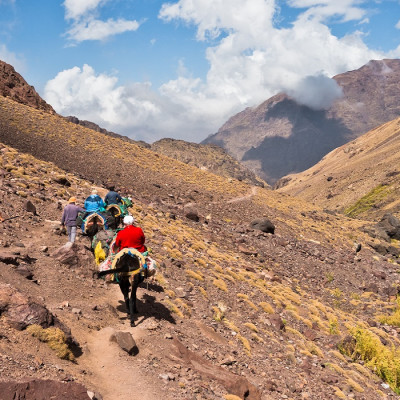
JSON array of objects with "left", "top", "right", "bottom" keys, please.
[
  {"left": 3, "top": 141, "right": 400, "bottom": 398},
  {"left": 277, "top": 117, "right": 400, "bottom": 220},
  {"left": 0, "top": 94, "right": 377, "bottom": 246}
]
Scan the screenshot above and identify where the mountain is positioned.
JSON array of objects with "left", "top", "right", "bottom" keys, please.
[
  {"left": 2, "top": 63, "right": 400, "bottom": 399},
  {"left": 64, "top": 115, "right": 150, "bottom": 148},
  {"left": 151, "top": 138, "right": 266, "bottom": 187},
  {"left": 0, "top": 60, "right": 55, "bottom": 114},
  {"left": 276, "top": 116, "right": 400, "bottom": 221},
  {"left": 203, "top": 59, "right": 400, "bottom": 184}
]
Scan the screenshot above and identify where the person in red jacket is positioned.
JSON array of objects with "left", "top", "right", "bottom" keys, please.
[{"left": 114, "top": 215, "right": 147, "bottom": 253}]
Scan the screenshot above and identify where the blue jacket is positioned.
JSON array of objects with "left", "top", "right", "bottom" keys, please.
[{"left": 84, "top": 195, "right": 105, "bottom": 213}]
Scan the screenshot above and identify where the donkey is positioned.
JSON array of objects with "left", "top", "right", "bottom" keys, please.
[
  {"left": 81, "top": 213, "right": 106, "bottom": 239},
  {"left": 115, "top": 252, "right": 145, "bottom": 326},
  {"left": 98, "top": 250, "right": 146, "bottom": 327}
]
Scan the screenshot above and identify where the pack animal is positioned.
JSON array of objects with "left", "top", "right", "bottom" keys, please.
[{"left": 98, "top": 249, "right": 146, "bottom": 327}]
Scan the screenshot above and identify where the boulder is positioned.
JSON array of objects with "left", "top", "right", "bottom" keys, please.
[
  {"left": 249, "top": 218, "right": 275, "bottom": 234},
  {"left": 184, "top": 203, "right": 200, "bottom": 222},
  {"left": 0, "top": 283, "right": 72, "bottom": 338},
  {"left": 110, "top": 331, "right": 138, "bottom": 355},
  {"left": 0, "top": 379, "right": 91, "bottom": 400},
  {"left": 376, "top": 213, "right": 400, "bottom": 240},
  {"left": 52, "top": 242, "right": 94, "bottom": 271}
]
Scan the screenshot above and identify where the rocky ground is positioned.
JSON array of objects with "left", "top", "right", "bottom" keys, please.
[{"left": 2, "top": 142, "right": 400, "bottom": 400}]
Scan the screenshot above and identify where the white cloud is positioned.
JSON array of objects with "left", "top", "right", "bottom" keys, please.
[
  {"left": 286, "top": 73, "right": 343, "bottom": 109},
  {"left": 44, "top": 65, "right": 220, "bottom": 142},
  {"left": 287, "top": 0, "right": 367, "bottom": 22},
  {"left": 66, "top": 17, "right": 139, "bottom": 42},
  {"left": 46, "top": 0, "right": 400, "bottom": 143},
  {"left": 63, "top": 0, "right": 140, "bottom": 43},
  {"left": 396, "top": 19, "right": 400, "bottom": 29},
  {"left": 0, "top": 44, "right": 24, "bottom": 72},
  {"left": 63, "top": 0, "right": 105, "bottom": 20}
]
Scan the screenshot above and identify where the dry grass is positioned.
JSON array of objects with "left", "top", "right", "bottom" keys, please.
[{"left": 26, "top": 325, "right": 74, "bottom": 360}]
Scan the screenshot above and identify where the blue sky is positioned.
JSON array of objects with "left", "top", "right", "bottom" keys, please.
[{"left": 0, "top": 0, "right": 399, "bottom": 143}]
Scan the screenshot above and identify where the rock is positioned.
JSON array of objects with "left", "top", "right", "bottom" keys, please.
[
  {"left": 14, "top": 264, "right": 34, "bottom": 280},
  {"left": 384, "top": 285, "right": 399, "bottom": 297},
  {"left": 364, "top": 283, "right": 379, "bottom": 294},
  {"left": 303, "top": 328, "right": 318, "bottom": 342},
  {"left": 321, "top": 373, "right": 339, "bottom": 384},
  {"left": 87, "top": 391, "right": 103, "bottom": 400},
  {"left": 110, "top": 331, "right": 138, "bottom": 355},
  {"left": 249, "top": 218, "right": 275, "bottom": 234},
  {"left": 184, "top": 203, "right": 200, "bottom": 222},
  {"left": 268, "top": 314, "right": 285, "bottom": 331},
  {"left": 172, "top": 339, "right": 261, "bottom": 399},
  {"left": 238, "top": 244, "right": 258, "bottom": 256},
  {"left": 265, "top": 380, "right": 278, "bottom": 391},
  {"left": 0, "top": 283, "right": 72, "bottom": 340},
  {"left": 52, "top": 242, "right": 94, "bottom": 271},
  {"left": 372, "top": 270, "right": 387, "bottom": 280},
  {"left": 0, "top": 379, "right": 91, "bottom": 400},
  {"left": 0, "top": 251, "right": 20, "bottom": 265},
  {"left": 24, "top": 200, "right": 37, "bottom": 215},
  {"left": 377, "top": 213, "right": 400, "bottom": 240},
  {"left": 53, "top": 176, "right": 71, "bottom": 186}
]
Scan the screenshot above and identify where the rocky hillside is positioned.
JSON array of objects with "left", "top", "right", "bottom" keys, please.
[
  {"left": 151, "top": 138, "right": 266, "bottom": 187},
  {"left": 2, "top": 92, "right": 400, "bottom": 399},
  {"left": 276, "top": 116, "right": 400, "bottom": 221},
  {"left": 203, "top": 59, "right": 400, "bottom": 184},
  {"left": 0, "top": 60, "right": 55, "bottom": 114}
]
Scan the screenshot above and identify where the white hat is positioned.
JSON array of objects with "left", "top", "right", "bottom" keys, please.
[{"left": 123, "top": 215, "right": 135, "bottom": 225}]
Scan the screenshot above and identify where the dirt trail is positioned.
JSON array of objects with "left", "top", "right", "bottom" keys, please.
[
  {"left": 227, "top": 186, "right": 258, "bottom": 203},
  {"left": 77, "top": 304, "right": 161, "bottom": 400},
  {"left": 22, "top": 221, "right": 170, "bottom": 400}
]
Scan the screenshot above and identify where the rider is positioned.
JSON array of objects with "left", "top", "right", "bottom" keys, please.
[
  {"left": 84, "top": 189, "right": 105, "bottom": 213},
  {"left": 61, "top": 197, "right": 85, "bottom": 243},
  {"left": 104, "top": 185, "right": 123, "bottom": 206},
  {"left": 114, "top": 215, "right": 147, "bottom": 253}
]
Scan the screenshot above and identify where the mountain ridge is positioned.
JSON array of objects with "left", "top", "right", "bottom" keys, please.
[{"left": 203, "top": 59, "right": 400, "bottom": 184}]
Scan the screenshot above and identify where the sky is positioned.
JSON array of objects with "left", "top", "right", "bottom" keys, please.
[{"left": 0, "top": 0, "right": 399, "bottom": 144}]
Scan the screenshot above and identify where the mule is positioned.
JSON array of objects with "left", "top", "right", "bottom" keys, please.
[
  {"left": 98, "top": 249, "right": 146, "bottom": 327},
  {"left": 77, "top": 212, "right": 107, "bottom": 239}
]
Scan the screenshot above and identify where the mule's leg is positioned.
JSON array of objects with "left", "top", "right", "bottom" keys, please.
[
  {"left": 131, "top": 277, "right": 139, "bottom": 314},
  {"left": 119, "top": 279, "right": 131, "bottom": 315},
  {"left": 129, "top": 278, "right": 139, "bottom": 327}
]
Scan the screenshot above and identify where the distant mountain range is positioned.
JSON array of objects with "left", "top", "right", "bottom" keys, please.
[{"left": 203, "top": 59, "right": 400, "bottom": 184}]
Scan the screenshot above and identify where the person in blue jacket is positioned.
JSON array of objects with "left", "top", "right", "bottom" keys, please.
[{"left": 84, "top": 189, "right": 105, "bottom": 213}]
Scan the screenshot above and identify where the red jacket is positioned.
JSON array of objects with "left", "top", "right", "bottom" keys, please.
[{"left": 115, "top": 225, "right": 147, "bottom": 253}]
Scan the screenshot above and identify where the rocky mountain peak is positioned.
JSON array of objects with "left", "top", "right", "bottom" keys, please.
[
  {"left": 203, "top": 59, "right": 400, "bottom": 184},
  {"left": 0, "top": 60, "right": 55, "bottom": 114}
]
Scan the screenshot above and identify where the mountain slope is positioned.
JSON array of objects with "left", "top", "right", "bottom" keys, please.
[
  {"left": 2, "top": 135, "right": 400, "bottom": 399},
  {"left": 151, "top": 138, "right": 266, "bottom": 187},
  {"left": 276, "top": 116, "right": 400, "bottom": 221},
  {"left": 203, "top": 59, "right": 400, "bottom": 184},
  {"left": 2, "top": 76, "right": 400, "bottom": 398}
]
